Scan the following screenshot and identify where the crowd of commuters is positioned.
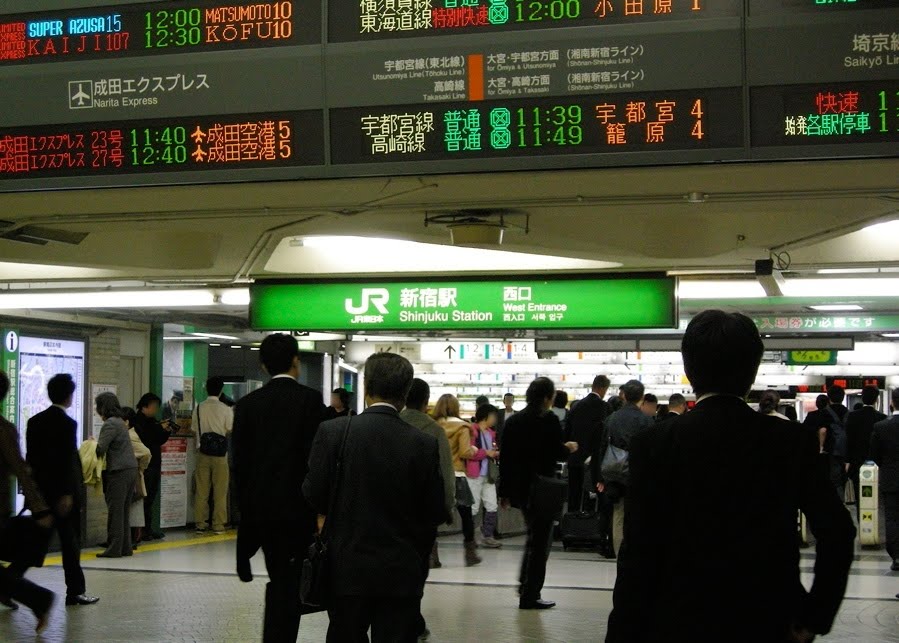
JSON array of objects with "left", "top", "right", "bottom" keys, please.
[{"left": 2, "top": 311, "right": 899, "bottom": 639}]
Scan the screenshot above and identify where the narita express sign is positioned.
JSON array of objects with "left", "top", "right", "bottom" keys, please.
[{"left": 251, "top": 276, "right": 677, "bottom": 331}]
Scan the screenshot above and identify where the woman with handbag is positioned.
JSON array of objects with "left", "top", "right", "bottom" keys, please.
[
  {"left": 466, "top": 404, "right": 502, "bottom": 549},
  {"left": 0, "top": 370, "right": 55, "bottom": 633},
  {"left": 123, "top": 408, "right": 152, "bottom": 546},
  {"left": 95, "top": 392, "right": 138, "bottom": 558},
  {"left": 498, "top": 377, "right": 578, "bottom": 610},
  {"left": 433, "top": 394, "right": 481, "bottom": 566}
]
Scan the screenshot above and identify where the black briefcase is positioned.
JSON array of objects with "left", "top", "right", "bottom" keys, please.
[{"left": 0, "top": 514, "right": 51, "bottom": 568}]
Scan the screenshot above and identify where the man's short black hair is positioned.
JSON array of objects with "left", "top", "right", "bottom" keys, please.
[
  {"left": 332, "top": 387, "right": 351, "bottom": 407},
  {"left": 260, "top": 333, "right": 299, "bottom": 376},
  {"left": 861, "top": 385, "right": 880, "bottom": 406},
  {"left": 682, "top": 310, "right": 763, "bottom": 398},
  {"left": 554, "top": 391, "right": 568, "bottom": 409},
  {"left": 892, "top": 387, "right": 899, "bottom": 409},
  {"left": 206, "top": 377, "right": 225, "bottom": 397},
  {"left": 815, "top": 394, "right": 830, "bottom": 411},
  {"left": 593, "top": 375, "right": 611, "bottom": 391},
  {"left": 48, "top": 373, "right": 76, "bottom": 405},
  {"left": 475, "top": 404, "right": 499, "bottom": 423},
  {"left": 503, "top": 393, "right": 515, "bottom": 400},
  {"left": 406, "top": 378, "right": 430, "bottom": 410},
  {"left": 668, "top": 393, "right": 686, "bottom": 408},
  {"left": 475, "top": 395, "right": 490, "bottom": 408},
  {"left": 364, "top": 353, "right": 414, "bottom": 407},
  {"left": 137, "top": 392, "right": 162, "bottom": 411},
  {"left": 0, "top": 370, "right": 9, "bottom": 402},
  {"left": 621, "top": 380, "right": 645, "bottom": 404},
  {"left": 643, "top": 393, "right": 658, "bottom": 405},
  {"left": 827, "top": 385, "right": 846, "bottom": 405},
  {"left": 525, "top": 377, "right": 555, "bottom": 409}
]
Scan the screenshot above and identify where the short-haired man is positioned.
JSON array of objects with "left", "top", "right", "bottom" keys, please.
[
  {"left": 305, "top": 353, "right": 445, "bottom": 642},
  {"left": 593, "top": 379, "right": 653, "bottom": 556},
  {"left": 233, "top": 334, "right": 326, "bottom": 642},
  {"left": 496, "top": 393, "right": 517, "bottom": 446},
  {"left": 13, "top": 374, "right": 99, "bottom": 606},
  {"left": 607, "top": 310, "right": 855, "bottom": 643},
  {"left": 192, "top": 377, "right": 234, "bottom": 535},
  {"left": 870, "top": 388, "right": 899, "bottom": 572},
  {"left": 641, "top": 393, "right": 659, "bottom": 419},
  {"left": 660, "top": 394, "right": 687, "bottom": 422},
  {"left": 845, "top": 385, "right": 886, "bottom": 521},
  {"left": 825, "top": 385, "right": 851, "bottom": 496}
]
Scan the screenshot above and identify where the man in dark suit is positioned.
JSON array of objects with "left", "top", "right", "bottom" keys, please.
[
  {"left": 846, "top": 385, "right": 887, "bottom": 519},
  {"left": 567, "top": 375, "right": 610, "bottom": 512},
  {"left": 870, "top": 388, "right": 899, "bottom": 572},
  {"left": 304, "top": 353, "right": 445, "bottom": 642},
  {"left": 658, "top": 393, "right": 687, "bottom": 423},
  {"left": 13, "top": 374, "right": 98, "bottom": 606},
  {"left": 233, "top": 334, "right": 326, "bottom": 642},
  {"left": 607, "top": 310, "right": 855, "bottom": 643},
  {"left": 495, "top": 393, "right": 517, "bottom": 447}
]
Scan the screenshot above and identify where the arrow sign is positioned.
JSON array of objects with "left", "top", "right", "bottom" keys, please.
[{"left": 444, "top": 345, "right": 457, "bottom": 359}]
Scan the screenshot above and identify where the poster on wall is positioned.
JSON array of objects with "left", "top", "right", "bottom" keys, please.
[
  {"left": 160, "top": 438, "right": 188, "bottom": 529},
  {"left": 90, "top": 384, "right": 117, "bottom": 440}
]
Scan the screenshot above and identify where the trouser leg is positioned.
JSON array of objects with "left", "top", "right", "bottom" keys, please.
[
  {"left": 371, "top": 597, "right": 420, "bottom": 643},
  {"left": 327, "top": 597, "right": 370, "bottom": 643},
  {"left": 261, "top": 527, "right": 303, "bottom": 643},
  {"left": 57, "top": 511, "right": 86, "bottom": 596},
  {"left": 883, "top": 491, "right": 899, "bottom": 561},
  {"left": 212, "top": 457, "right": 230, "bottom": 532},
  {"left": 144, "top": 467, "right": 161, "bottom": 535},
  {"left": 612, "top": 501, "right": 625, "bottom": 555},
  {"left": 195, "top": 453, "right": 212, "bottom": 529},
  {"left": 0, "top": 566, "right": 53, "bottom": 617},
  {"left": 457, "top": 505, "right": 474, "bottom": 542},
  {"left": 103, "top": 470, "right": 132, "bottom": 556},
  {"left": 520, "top": 511, "right": 554, "bottom": 602},
  {"left": 568, "top": 465, "right": 584, "bottom": 512}
]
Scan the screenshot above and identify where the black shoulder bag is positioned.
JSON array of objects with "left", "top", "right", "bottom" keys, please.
[
  {"left": 197, "top": 405, "right": 228, "bottom": 457},
  {"left": 300, "top": 415, "right": 352, "bottom": 612}
]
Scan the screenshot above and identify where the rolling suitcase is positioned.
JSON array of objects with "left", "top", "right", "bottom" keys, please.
[{"left": 560, "top": 496, "right": 603, "bottom": 552}]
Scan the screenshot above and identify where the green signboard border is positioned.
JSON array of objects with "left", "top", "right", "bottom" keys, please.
[{"left": 250, "top": 273, "right": 678, "bottom": 332}]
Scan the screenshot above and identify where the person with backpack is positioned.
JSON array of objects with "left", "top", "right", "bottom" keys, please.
[
  {"left": 192, "top": 377, "right": 233, "bottom": 535},
  {"left": 824, "top": 385, "right": 851, "bottom": 499}
]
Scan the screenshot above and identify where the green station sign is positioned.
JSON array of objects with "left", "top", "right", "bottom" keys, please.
[
  {"left": 251, "top": 276, "right": 677, "bottom": 332},
  {"left": 753, "top": 314, "right": 899, "bottom": 333},
  {"left": 785, "top": 350, "right": 838, "bottom": 366}
]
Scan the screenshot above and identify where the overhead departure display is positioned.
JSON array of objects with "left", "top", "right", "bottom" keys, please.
[
  {"left": 0, "top": 111, "right": 324, "bottom": 177},
  {"left": 0, "top": 0, "right": 313, "bottom": 65},
  {"left": 0, "top": 0, "right": 896, "bottom": 191},
  {"left": 329, "top": 0, "right": 742, "bottom": 42}
]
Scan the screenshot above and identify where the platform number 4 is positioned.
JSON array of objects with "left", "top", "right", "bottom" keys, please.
[{"left": 691, "top": 99, "right": 704, "bottom": 141}]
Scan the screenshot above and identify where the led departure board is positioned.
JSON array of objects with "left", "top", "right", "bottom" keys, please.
[
  {"left": 0, "top": 1, "right": 316, "bottom": 65},
  {"left": 0, "top": 0, "right": 896, "bottom": 192},
  {"left": 751, "top": 81, "right": 898, "bottom": 147},
  {"left": 330, "top": 88, "right": 743, "bottom": 164},
  {"left": 0, "top": 112, "right": 324, "bottom": 177},
  {"left": 329, "top": 0, "right": 742, "bottom": 42}
]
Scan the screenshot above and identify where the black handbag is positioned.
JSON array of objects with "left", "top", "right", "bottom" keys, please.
[
  {"left": 300, "top": 415, "right": 352, "bottom": 612},
  {"left": 0, "top": 511, "right": 52, "bottom": 568},
  {"left": 197, "top": 406, "right": 228, "bottom": 457},
  {"left": 529, "top": 474, "right": 568, "bottom": 521}
]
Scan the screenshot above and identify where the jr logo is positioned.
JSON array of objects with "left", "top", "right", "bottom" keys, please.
[{"left": 345, "top": 288, "right": 390, "bottom": 315}]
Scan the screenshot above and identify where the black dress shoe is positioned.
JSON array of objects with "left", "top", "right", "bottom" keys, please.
[
  {"left": 66, "top": 594, "right": 100, "bottom": 606},
  {"left": 519, "top": 599, "right": 556, "bottom": 610},
  {"left": 891, "top": 559, "right": 899, "bottom": 572}
]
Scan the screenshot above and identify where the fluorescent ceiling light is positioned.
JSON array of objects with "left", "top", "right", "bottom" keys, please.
[
  {"left": 882, "top": 333, "right": 899, "bottom": 338},
  {"left": 230, "top": 345, "right": 243, "bottom": 349},
  {"left": 678, "top": 280, "right": 765, "bottom": 299},
  {"left": 209, "top": 343, "right": 221, "bottom": 347},
  {"left": 807, "top": 304, "right": 863, "bottom": 312},
  {"left": 782, "top": 278, "right": 899, "bottom": 298},
  {"left": 267, "top": 236, "right": 623, "bottom": 274},
  {"left": 250, "top": 347, "right": 260, "bottom": 351},
  {"left": 0, "top": 261, "right": 118, "bottom": 280},
  {"left": 817, "top": 268, "right": 879, "bottom": 275},
  {"left": 0, "top": 289, "right": 215, "bottom": 310},
  {"left": 163, "top": 336, "right": 206, "bottom": 342},
  {"left": 219, "top": 289, "right": 250, "bottom": 306},
  {"left": 862, "top": 219, "right": 899, "bottom": 235},
  {"left": 190, "top": 332, "right": 239, "bottom": 341}
]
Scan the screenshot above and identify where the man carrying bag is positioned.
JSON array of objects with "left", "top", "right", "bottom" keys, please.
[{"left": 192, "top": 377, "right": 233, "bottom": 535}]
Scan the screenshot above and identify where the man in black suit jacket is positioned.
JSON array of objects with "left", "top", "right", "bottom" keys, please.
[
  {"left": 658, "top": 393, "right": 687, "bottom": 423},
  {"left": 304, "top": 353, "right": 445, "bottom": 642},
  {"left": 14, "top": 374, "right": 98, "bottom": 606},
  {"left": 870, "top": 388, "right": 899, "bottom": 571},
  {"left": 845, "top": 385, "right": 887, "bottom": 519},
  {"left": 566, "top": 375, "right": 610, "bottom": 512},
  {"left": 607, "top": 310, "right": 855, "bottom": 643},
  {"left": 232, "top": 334, "right": 326, "bottom": 642}
]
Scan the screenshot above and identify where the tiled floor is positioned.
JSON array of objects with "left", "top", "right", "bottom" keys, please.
[{"left": 1, "top": 532, "right": 897, "bottom": 642}]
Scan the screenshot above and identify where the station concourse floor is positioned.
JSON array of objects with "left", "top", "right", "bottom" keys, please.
[{"left": 0, "top": 530, "right": 897, "bottom": 642}]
